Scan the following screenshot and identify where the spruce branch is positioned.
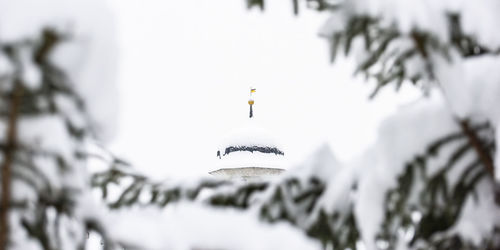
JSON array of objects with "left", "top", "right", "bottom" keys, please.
[
  {"left": 458, "top": 119, "right": 494, "bottom": 176},
  {"left": 0, "top": 81, "right": 23, "bottom": 250}
]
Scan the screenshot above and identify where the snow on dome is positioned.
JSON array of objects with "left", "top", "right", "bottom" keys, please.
[
  {"left": 212, "top": 120, "right": 287, "bottom": 180},
  {"left": 218, "top": 120, "right": 283, "bottom": 155}
]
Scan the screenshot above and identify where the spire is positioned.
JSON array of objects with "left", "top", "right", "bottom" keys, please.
[{"left": 248, "top": 88, "right": 256, "bottom": 118}]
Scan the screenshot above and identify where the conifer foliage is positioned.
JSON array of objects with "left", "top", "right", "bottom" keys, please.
[
  {"left": 1, "top": 0, "right": 500, "bottom": 250},
  {"left": 0, "top": 29, "right": 112, "bottom": 250}
]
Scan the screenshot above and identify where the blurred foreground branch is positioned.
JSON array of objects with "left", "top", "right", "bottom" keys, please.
[{"left": 0, "top": 80, "right": 23, "bottom": 250}]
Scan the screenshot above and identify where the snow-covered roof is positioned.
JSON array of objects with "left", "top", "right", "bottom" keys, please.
[
  {"left": 218, "top": 121, "right": 281, "bottom": 151},
  {"left": 214, "top": 120, "right": 286, "bottom": 171}
]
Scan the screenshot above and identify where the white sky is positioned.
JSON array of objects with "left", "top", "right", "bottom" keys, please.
[{"left": 106, "top": 0, "right": 420, "bottom": 178}]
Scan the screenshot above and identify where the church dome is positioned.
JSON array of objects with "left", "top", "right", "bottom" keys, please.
[
  {"left": 210, "top": 88, "right": 286, "bottom": 180},
  {"left": 219, "top": 121, "right": 283, "bottom": 155}
]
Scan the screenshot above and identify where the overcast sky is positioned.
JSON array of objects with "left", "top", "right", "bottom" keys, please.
[{"left": 105, "top": 0, "right": 420, "bottom": 178}]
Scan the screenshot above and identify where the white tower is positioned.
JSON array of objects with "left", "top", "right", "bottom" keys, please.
[{"left": 210, "top": 88, "right": 286, "bottom": 181}]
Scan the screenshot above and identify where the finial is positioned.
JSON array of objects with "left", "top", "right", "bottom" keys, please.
[{"left": 248, "top": 88, "right": 256, "bottom": 118}]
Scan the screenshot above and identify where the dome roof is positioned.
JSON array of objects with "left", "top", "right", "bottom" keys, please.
[
  {"left": 212, "top": 120, "right": 286, "bottom": 177},
  {"left": 210, "top": 88, "right": 287, "bottom": 180},
  {"left": 218, "top": 121, "right": 284, "bottom": 157}
]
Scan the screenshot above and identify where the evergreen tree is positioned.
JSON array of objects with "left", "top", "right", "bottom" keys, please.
[
  {"left": 0, "top": 1, "right": 119, "bottom": 249},
  {"left": 0, "top": 29, "right": 112, "bottom": 250},
  {"left": 2, "top": 0, "right": 500, "bottom": 250}
]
